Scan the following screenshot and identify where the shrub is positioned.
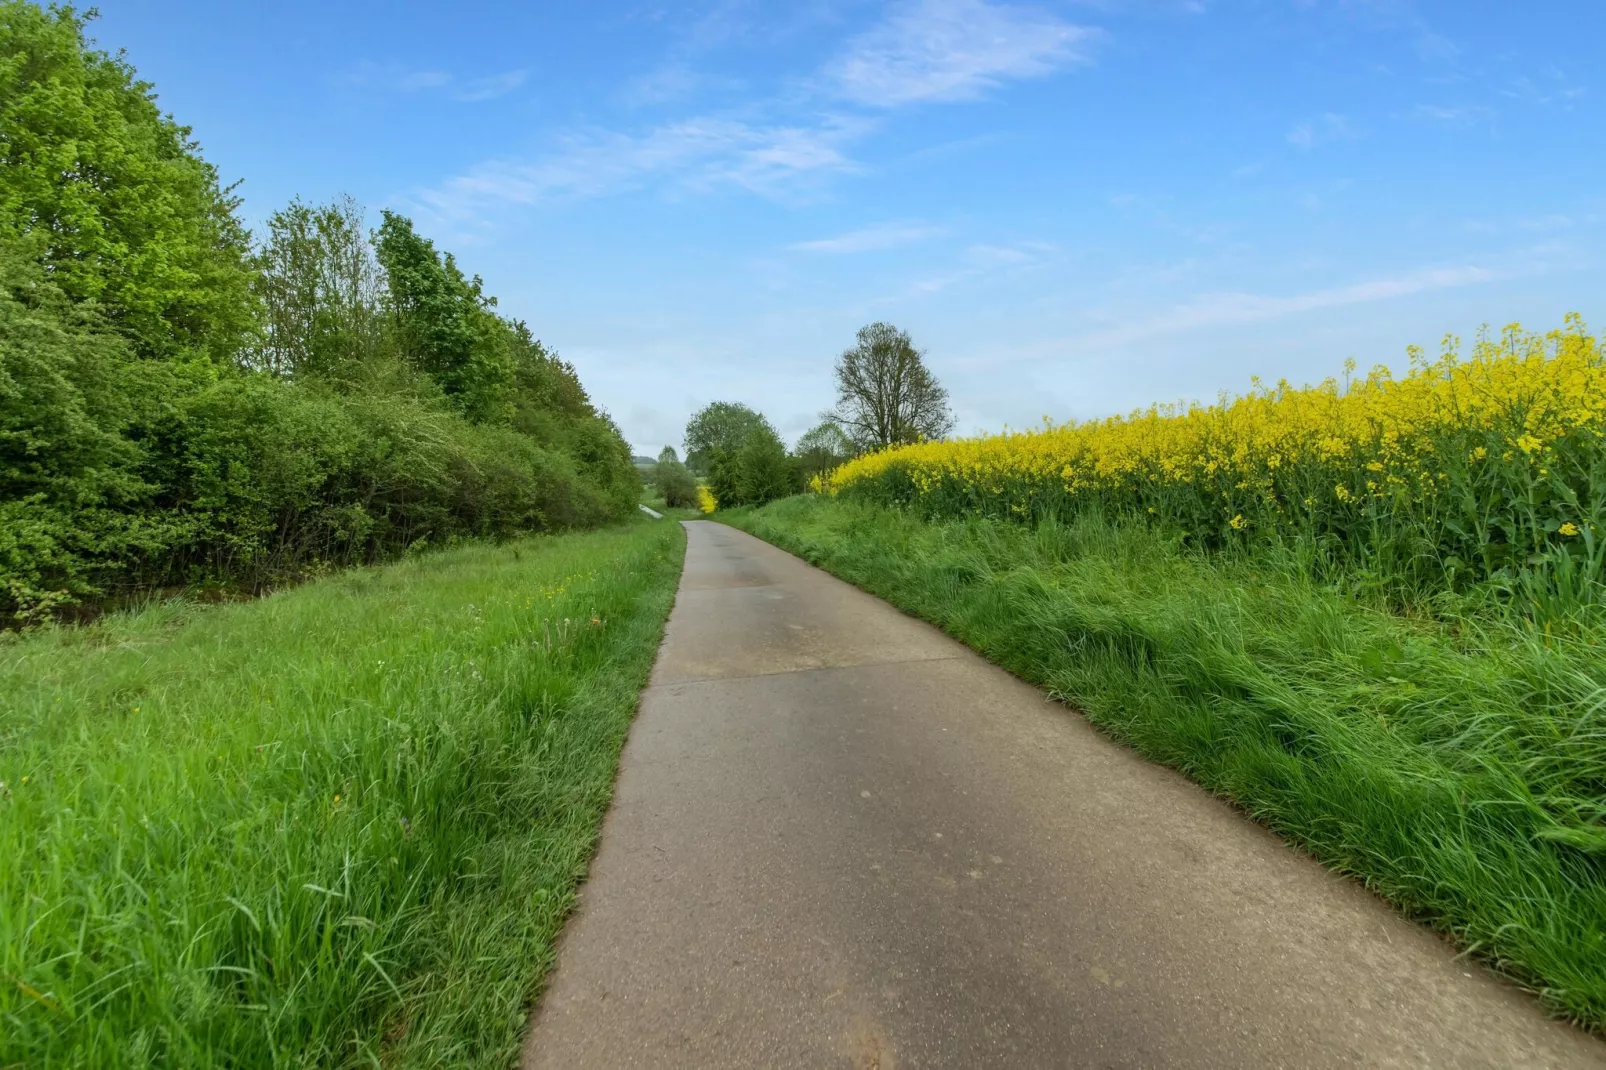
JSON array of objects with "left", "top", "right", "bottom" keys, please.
[
  {"left": 654, "top": 447, "right": 700, "bottom": 509},
  {"left": 0, "top": 4, "right": 640, "bottom": 620}
]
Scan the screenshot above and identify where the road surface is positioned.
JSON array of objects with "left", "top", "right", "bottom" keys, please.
[{"left": 522, "top": 520, "right": 1602, "bottom": 1069}]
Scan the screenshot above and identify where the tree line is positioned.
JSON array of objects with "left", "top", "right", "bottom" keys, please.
[
  {"left": 653, "top": 321, "right": 955, "bottom": 509},
  {"left": 0, "top": 3, "right": 638, "bottom": 622}
]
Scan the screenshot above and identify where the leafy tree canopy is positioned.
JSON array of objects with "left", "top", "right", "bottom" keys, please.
[
  {"left": 684, "top": 401, "right": 767, "bottom": 473},
  {"left": 794, "top": 420, "right": 854, "bottom": 483},
  {"left": 249, "top": 196, "right": 384, "bottom": 379},
  {"left": 653, "top": 446, "right": 698, "bottom": 509},
  {"left": 0, "top": 1, "right": 257, "bottom": 364},
  {"left": 831, "top": 322, "right": 954, "bottom": 452},
  {"left": 733, "top": 421, "right": 797, "bottom": 505},
  {"left": 374, "top": 211, "right": 515, "bottom": 423}
]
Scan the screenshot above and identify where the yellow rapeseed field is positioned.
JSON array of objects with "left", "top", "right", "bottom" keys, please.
[{"left": 827, "top": 316, "right": 1606, "bottom": 602}]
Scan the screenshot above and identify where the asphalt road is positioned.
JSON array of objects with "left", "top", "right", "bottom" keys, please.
[{"left": 522, "top": 520, "right": 1603, "bottom": 1069}]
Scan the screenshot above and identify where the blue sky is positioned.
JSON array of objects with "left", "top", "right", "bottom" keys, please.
[{"left": 92, "top": 0, "right": 1601, "bottom": 454}]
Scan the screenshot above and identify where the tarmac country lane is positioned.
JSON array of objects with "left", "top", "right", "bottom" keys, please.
[{"left": 521, "top": 520, "right": 1605, "bottom": 1069}]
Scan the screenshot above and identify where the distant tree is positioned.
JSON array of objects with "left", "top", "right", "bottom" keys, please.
[
  {"left": 654, "top": 445, "right": 698, "bottom": 508},
  {"left": 249, "top": 196, "right": 384, "bottom": 378},
  {"left": 0, "top": 2, "right": 258, "bottom": 364},
  {"left": 793, "top": 420, "right": 854, "bottom": 485},
  {"left": 690, "top": 409, "right": 797, "bottom": 508},
  {"left": 684, "top": 401, "right": 767, "bottom": 474},
  {"left": 734, "top": 422, "right": 798, "bottom": 505},
  {"left": 830, "top": 322, "right": 954, "bottom": 452}
]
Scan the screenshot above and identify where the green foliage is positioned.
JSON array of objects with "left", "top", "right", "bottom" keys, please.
[
  {"left": 0, "top": 1, "right": 258, "bottom": 364},
  {"left": 686, "top": 403, "right": 798, "bottom": 508},
  {"left": 793, "top": 420, "right": 853, "bottom": 485},
  {"left": 831, "top": 322, "right": 953, "bottom": 451},
  {"left": 0, "top": 0, "right": 639, "bottom": 621},
  {"left": 654, "top": 446, "right": 699, "bottom": 509},
  {"left": 733, "top": 420, "right": 798, "bottom": 505},
  {"left": 0, "top": 520, "right": 685, "bottom": 1066},
  {"left": 727, "top": 496, "right": 1606, "bottom": 1030},
  {"left": 374, "top": 211, "right": 514, "bottom": 423},
  {"left": 683, "top": 400, "right": 766, "bottom": 475},
  {"left": 249, "top": 195, "right": 385, "bottom": 378}
]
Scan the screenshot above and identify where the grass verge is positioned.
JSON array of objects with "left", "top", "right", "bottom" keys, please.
[
  {"left": 0, "top": 518, "right": 685, "bottom": 1067},
  {"left": 723, "top": 496, "right": 1606, "bottom": 1030}
]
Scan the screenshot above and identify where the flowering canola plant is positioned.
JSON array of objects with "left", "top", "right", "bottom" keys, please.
[{"left": 826, "top": 317, "right": 1606, "bottom": 596}]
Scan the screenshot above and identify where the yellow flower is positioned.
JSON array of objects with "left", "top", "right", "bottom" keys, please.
[
  {"left": 821, "top": 315, "right": 1605, "bottom": 585},
  {"left": 333, "top": 794, "right": 342, "bottom": 805}
]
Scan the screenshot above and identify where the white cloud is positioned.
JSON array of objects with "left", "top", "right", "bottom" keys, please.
[
  {"left": 1286, "top": 112, "right": 1354, "bottom": 149},
  {"left": 344, "top": 61, "right": 526, "bottom": 103},
  {"left": 405, "top": 115, "right": 870, "bottom": 229},
  {"left": 346, "top": 61, "right": 451, "bottom": 92},
  {"left": 1062, "top": 263, "right": 1497, "bottom": 352},
  {"left": 893, "top": 240, "right": 1056, "bottom": 297},
  {"left": 455, "top": 70, "right": 528, "bottom": 103},
  {"left": 827, "top": 0, "right": 1094, "bottom": 107},
  {"left": 622, "top": 64, "right": 703, "bottom": 106},
  {"left": 791, "top": 221, "right": 944, "bottom": 253},
  {"left": 1409, "top": 103, "right": 1495, "bottom": 126}
]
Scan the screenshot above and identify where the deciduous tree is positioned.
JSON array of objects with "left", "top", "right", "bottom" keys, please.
[
  {"left": 653, "top": 446, "right": 699, "bottom": 508},
  {"left": 830, "top": 322, "right": 954, "bottom": 452},
  {"left": 375, "top": 211, "right": 514, "bottom": 422},
  {"left": 793, "top": 420, "right": 854, "bottom": 484},
  {"left": 249, "top": 196, "right": 385, "bottom": 378},
  {"left": 0, "top": 1, "right": 257, "bottom": 364},
  {"left": 684, "top": 401, "right": 766, "bottom": 475}
]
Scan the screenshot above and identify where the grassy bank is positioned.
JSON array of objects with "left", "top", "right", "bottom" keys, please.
[
  {"left": 724, "top": 496, "right": 1606, "bottom": 1030},
  {"left": 0, "top": 518, "right": 685, "bottom": 1067}
]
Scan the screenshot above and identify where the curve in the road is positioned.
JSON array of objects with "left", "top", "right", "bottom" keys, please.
[{"left": 523, "top": 520, "right": 1603, "bottom": 1069}]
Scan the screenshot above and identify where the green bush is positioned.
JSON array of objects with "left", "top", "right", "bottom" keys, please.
[
  {"left": 0, "top": 3, "right": 640, "bottom": 621},
  {"left": 0, "top": 0, "right": 257, "bottom": 363},
  {"left": 688, "top": 404, "right": 798, "bottom": 508},
  {"left": 653, "top": 447, "right": 700, "bottom": 509}
]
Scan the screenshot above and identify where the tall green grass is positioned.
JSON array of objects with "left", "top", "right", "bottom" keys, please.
[
  {"left": 0, "top": 519, "right": 685, "bottom": 1067},
  {"left": 725, "top": 496, "right": 1606, "bottom": 1030}
]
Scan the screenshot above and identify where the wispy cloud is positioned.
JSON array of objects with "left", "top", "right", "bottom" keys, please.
[
  {"left": 791, "top": 221, "right": 944, "bottom": 253},
  {"left": 1409, "top": 102, "right": 1493, "bottom": 126},
  {"left": 1502, "top": 72, "right": 1586, "bottom": 107},
  {"left": 397, "top": 0, "right": 1104, "bottom": 231},
  {"left": 343, "top": 61, "right": 526, "bottom": 102},
  {"left": 345, "top": 61, "right": 451, "bottom": 93},
  {"left": 622, "top": 63, "right": 704, "bottom": 106},
  {"left": 454, "top": 70, "right": 528, "bottom": 103},
  {"left": 893, "top": 240, "right": 1057, "bottom": 297},
  {"left": 406, "top": 115, "right": 870, "bottom": 230},
  {"left": 827, "top": 0, "right": 1094, "bottom": 107},
  {"left": 1063, "top": 262, "right": 1497, "bottom": 353},
  {"left": 1286, "top": 112, "right": 1355, "bottom": 149}
]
